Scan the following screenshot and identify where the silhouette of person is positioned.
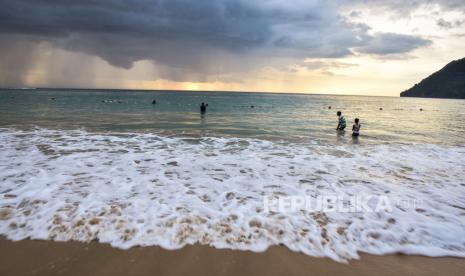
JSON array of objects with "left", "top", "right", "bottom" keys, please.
[{"left": 200, "top": 102, "right": 207, "bottom": 113}]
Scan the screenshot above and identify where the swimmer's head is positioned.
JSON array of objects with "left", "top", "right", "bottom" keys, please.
[
  {"left": 355, "top": 118, "right": 359, "bottom": 124},
  {"left": 337, "top": 111, "right": 341, "bottom": 116}
]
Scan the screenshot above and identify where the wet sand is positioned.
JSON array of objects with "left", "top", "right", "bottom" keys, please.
[{"left": 0, "top": 238, "right": 464, "bottom": 276}]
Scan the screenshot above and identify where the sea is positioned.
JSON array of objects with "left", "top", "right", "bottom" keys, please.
[{"left": 0, "top": 89, "right": 464, "bottom": 261}]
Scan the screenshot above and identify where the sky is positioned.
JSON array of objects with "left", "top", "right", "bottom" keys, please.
[{"left": 0, "top": 0, "right": 464, "bottom": 96}]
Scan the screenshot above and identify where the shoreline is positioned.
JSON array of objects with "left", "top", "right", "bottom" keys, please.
[{"left": 1, "top": 238, "right": 464, "bottom": 276}]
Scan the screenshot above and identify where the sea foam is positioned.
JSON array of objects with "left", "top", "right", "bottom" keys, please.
[{"left": 0, "top": 128, "right": 464, "bottom": 262}]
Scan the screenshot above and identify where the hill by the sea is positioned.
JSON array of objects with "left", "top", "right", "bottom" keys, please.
[{"left": 400, "top": 58, "right": 465, "bottom": 99}]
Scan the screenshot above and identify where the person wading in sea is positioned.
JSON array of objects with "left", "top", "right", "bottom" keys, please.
[
  {"left": 352, "top": 118, "right": 361, "bottom": 137},
  {"left": 200, "top": 102, "right": 207, "bottom": 113},
  {"left": 336, "top": 111, "right": 346, "bottom": 131}
]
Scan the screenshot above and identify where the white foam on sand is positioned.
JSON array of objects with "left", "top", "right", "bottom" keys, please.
[{"left": 0, "top": 128, "right": 464, "bottom": 262}]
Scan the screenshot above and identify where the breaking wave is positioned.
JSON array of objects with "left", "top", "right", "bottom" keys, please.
[{"left": 0, "top": 128, "right": 464, "bottom": 262}]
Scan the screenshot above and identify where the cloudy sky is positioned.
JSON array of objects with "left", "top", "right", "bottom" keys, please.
[{"left": 0, "top": 0, "right": 464, "bottom": 96}]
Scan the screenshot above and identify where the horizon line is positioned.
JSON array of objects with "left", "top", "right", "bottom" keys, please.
[{"left": 0, "top": 87, "right": 400, "bottom": 98}]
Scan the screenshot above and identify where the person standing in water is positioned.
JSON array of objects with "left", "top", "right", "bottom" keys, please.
[
  {"left": 336, "top": 111, "right": 346, "bottom": 130},
  {"left": 200, "top": 102, "right": 207, "bottom": 113},
  {"left": 352, "top": 118, "right": 361, "bottom": 136}
]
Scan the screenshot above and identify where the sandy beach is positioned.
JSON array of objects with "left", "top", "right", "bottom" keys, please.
[{"left": 1, "top": 238, "right": 464, "bottom": 276}]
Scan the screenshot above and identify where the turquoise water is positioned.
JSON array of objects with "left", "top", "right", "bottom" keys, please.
[{"left": 1, "top": 89, "right": 464, "bottom": 145}]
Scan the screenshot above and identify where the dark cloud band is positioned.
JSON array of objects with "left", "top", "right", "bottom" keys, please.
[{"left": 0, "top": 0, "right": 444, "bottom": 86}]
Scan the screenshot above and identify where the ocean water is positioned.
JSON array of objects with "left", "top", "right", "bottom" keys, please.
[{"left": 0, "top": 89, "right": 464, "bottom": 261}]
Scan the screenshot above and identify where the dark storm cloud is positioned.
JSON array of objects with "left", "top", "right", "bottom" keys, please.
[
  {"left": 0, "top": 1, "right": 268, "bottom": 56},
  {"left": 0, "top": 0, "right": 445, "bottom": 86},
  {"left": 0, "top": 0, "right": 360, "bottom": 79}
]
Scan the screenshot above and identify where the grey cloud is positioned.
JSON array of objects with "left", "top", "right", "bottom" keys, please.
[
  {"left": 354, "top": 33, "right": 432, "bottom": 55},
  {"left": 280, "top": 60, "right": 357, "bottom": 75},
  {"left": 437, "top": 18, "right": 464, "bottom": 29},
  {"left": 428, "top": 0, "right": 465, "bottom": 10},
  {"left": 302, "top": 61, "right": 358, "bottom": 70},
  {"left": 349, "top": 10, "right": 363, "bottom": 18},
  {"left": 351, "top": 0, "right": 465, "bottom": 14}
]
